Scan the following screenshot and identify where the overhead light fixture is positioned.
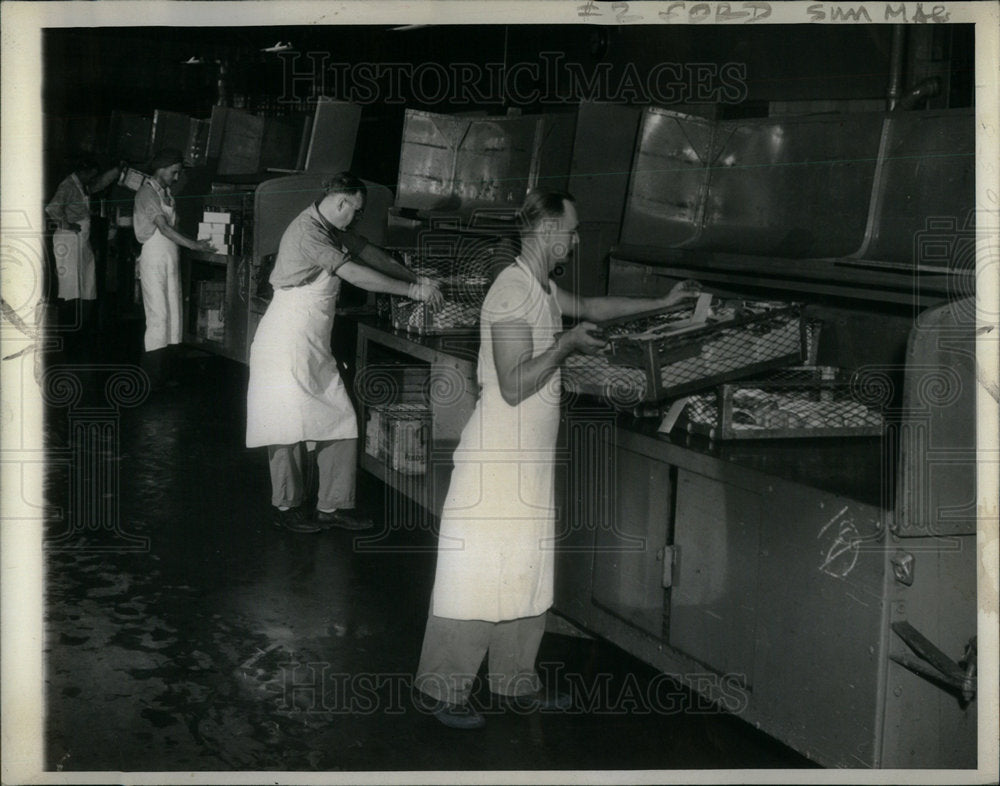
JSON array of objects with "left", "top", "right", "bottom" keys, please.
[
  {"left": 183, "top": 56, "right": 205, "bottom": 65},
  {"left": 390, "top": 25, "right": 428, "bottom": 31},
  {"left": 261, "top": 41, "right": 295, "bottom": 52}
]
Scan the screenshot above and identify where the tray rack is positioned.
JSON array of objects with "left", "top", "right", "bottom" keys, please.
[
  {"left": 385, "top": 256, "right": 491, "bottom": 336},
  {"left": 390, "top": 278, "right": 488, "bottom": 335},
  {"left": 682, "top": 366, "right": 885, "bottom": 440},
  {"left": 562, "top": 301, "right": 810, "bottom": 406}
]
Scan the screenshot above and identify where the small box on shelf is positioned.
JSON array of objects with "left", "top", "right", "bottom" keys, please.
[
  {"left": 196, "top": 280, "right": 226, "bottom": 343},
  {"left": 364, "top": 402, "right": 431, "bottom": 475}
]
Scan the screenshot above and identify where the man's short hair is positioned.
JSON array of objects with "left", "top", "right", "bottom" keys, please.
[
  {"left": 73, "top": 155, "right": 99, "bottom": 175},
  {"left": 518, "top": 189, "right": 576, "bottom": 234},
  {"left": 321, "top": 171, "right": 366, "bottom": 199},
  {"left": 148, "top": 148, "right": 184, "bottom": 173}
]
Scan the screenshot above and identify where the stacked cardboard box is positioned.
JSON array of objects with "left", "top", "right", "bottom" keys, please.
[{"left": 197, "top": 207, "right": 242, "bottom": 255}]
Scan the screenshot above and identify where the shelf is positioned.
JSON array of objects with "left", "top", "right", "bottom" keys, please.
[
  {"left": 186, "top": 250, "right": 238, "bottom": 266},
  {"left": 360, "top": 450, "right": 455, "bottom": 515}
]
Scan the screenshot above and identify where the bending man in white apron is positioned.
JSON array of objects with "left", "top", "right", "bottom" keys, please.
[
  {"left": 133, "top": 148, "right": 216, "bottom": 390},
  {"left": 414, "top": 190, "right": 701, "bottom": 729},
  {"left": 246, "top": 172, "right": 442, "bottom": 534}
]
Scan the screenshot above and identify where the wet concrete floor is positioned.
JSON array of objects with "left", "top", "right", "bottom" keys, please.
[{"left": 41, "top": 320, "right": 814, "bottom": 774}]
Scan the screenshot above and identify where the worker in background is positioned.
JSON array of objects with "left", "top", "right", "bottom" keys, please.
[
  {"left": 45, "top": 155, "right": 121, "bottom": 350},
  {"left": 414, "top": 189, "right": 701, "bottom": 729},
  {"left": 133, "top": 148, "right": 216, "bottom": 391},
  {"left": 246, "top": 172, "right": 443, "bottom": 534}
]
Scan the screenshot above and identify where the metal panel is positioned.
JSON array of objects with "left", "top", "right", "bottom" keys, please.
[
  {"left": 670, "top": 469, "right": 759, "bottom": 682},
  {"left": 700, "top": 113, "right": 882, "bottom": 257},
  {"left": 108, "top": 111, "right": 151, "bottom": 163},
  {"left": 861, "top": 110, "right": 974, "bottom": 265},
  {"left": 150, "top": 110, "right": 192, "bottom": 158},
  {"left": 881, "top": 532, "right": 977, "bottom": 767},
  {"left": 591, "top": 443, "right": 672, "bottom": 639},
  {"left": 894, "top": 298, "right": 977, "bottom": 537},
  {"left": 217, "top": 110, "right": 265, "bottom": 176},
  {"left": 620, "top": 108, "right": 714, "bottom": 249},
  {"left": 753, "top": 483, "right": 886, "bottom": 767},
  {"left": 568, "top": 103, "right": 643, "bottom": 224},
  {"left": 395, "top": 110, "right": 576, "bottom": 214},
  {"left": 304, "top": 99, "right": 361, "bottom": 173}
]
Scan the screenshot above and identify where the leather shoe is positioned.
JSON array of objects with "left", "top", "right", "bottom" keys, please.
[
  {"left": 414, "top": 692, "right": 486, "bottom": 730},
  {"left": 315, "top": 508, "right": 374, "bottom": 531},
  {"left": 495, "top": 688, "right": 573, "bottom": 712},
  {"left": 273, "top": 507, "right": 321, "bottom": 533}
]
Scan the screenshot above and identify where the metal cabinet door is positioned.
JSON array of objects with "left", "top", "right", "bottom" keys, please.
[
  {"left": 591, "top": 442, "right": 673, "bottom": 639},
  {"left": 669, "top": 468, "right": 760, "bottom": 685}
]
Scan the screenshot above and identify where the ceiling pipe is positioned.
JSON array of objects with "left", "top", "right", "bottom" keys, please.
[{"left": 886, "top": 24, "right": 906, "bottom": 111}]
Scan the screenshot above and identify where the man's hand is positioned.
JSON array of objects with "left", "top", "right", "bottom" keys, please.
[
  {"left": 559, "top": 321, "right": 608, "bottom": 357},
  {"left": 408, "top": 282, "right": 444, "bottom": 308},
  {"left": 193, "top": 239, "right": 217, "bottom": 253},
  {"left": 661, "top": 278, "right": 702, "bottom": 307}
]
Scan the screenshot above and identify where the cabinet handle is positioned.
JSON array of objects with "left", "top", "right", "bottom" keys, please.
[{"left": 659, "top": 545, "right": 676, "bottom": 588}]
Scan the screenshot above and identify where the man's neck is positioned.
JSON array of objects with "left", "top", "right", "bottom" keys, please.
[{"left": 516, "top": 243, "right": 551, "bottom": 289}]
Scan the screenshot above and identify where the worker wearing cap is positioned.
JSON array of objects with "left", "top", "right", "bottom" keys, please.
[
  {"left": 133, "top": 148, "right": 215, "bottom": 389},
  {"left": 246, "top": 171, "right": 443, "bottom": 534}
]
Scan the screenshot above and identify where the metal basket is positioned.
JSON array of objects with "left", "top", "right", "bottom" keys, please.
[
  {"left": 562, "top": 301, "right": 810, "bottom": 405},
  {"left": 683, "top": 366, "right": 885, "bottom": 440},
  {"left": 390, "top": 280, "right": 488, "bottom": 336}
]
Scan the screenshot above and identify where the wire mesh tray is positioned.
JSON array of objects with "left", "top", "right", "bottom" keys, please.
[
  {"left": 682, "top": 366, "right": 885, "bottom": 440},
  {"left": 563, "top": 300, "right": 809, "bottom": 404},
  {"left": 390, "top": 281, "right": 488, "bottom": 335}
]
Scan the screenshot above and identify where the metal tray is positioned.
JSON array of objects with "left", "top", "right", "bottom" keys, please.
[
  {"left": 600, "top": 300, "right": 807, "bottom": 401},
  {"left": 682, "top": 366, "right": 885, "bottom": 440}
]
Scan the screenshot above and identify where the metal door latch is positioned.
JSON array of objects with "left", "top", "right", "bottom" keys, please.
[
  {"left": 890, "top": 620, "right": 976, "bottom": 706},
  {"left": 890, "top": 550, "right": 914, "bottom": 585},
  {"left": 657, "top": 545, "right": 676, "bottom": 588}
]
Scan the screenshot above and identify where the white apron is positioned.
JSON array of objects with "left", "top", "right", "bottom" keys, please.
[
  {"left": 53, "top": 219, "right": 96, "bottom": 301},
  {"left": 246, "top": 269, "right": 358, "bottom": 448},
  {"left": 138, "top": 200, "right": 181, "bottom": 352},
  {"left": 431, "top": 262, "right": 563, "bottom": 623}
]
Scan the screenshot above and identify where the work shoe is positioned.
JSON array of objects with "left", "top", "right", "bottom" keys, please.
[
  {"left": 414, "top": 692, "right": 486, "bottom": 730},
  {"left": 273, "top": 507, "right": 321, "bottom": 533},
  {"left": 495, "top": 688, "right": 573, "bottom": 712},
  {"left": 315, "top": 508, "right": 374, "bottom": 531}
]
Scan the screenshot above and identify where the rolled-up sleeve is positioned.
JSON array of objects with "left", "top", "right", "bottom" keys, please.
[
  {"left": 299, "top": 219, "right": 348, "bottom": 274},
  {"left": 45, "top": 177, "right": 88, "bottom": 226},
  {"left": 336, "top": 229, "right": 369, "bottom": 258},
  {"left": 133, "top": 184, "right": 166, "bottom": 243}
]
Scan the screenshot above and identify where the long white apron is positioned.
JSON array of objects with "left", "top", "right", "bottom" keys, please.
[
  {"left": 138, "top": 202, "right": 181, "bottom": 352},
  {"left": 431, "top": 262, "right": 563, "bottom": 623},
  {"left": 246, "top": 269, "right": 358, "bottom": 448},
  {"left": 53, "top": 219, "right": 96, "bottom": 301}
]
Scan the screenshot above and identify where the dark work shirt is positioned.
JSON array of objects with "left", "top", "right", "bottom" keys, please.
[{"left": 269, "top": 202, "right": 370, "bottom": 289}]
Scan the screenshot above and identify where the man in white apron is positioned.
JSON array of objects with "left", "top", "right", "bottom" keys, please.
[
  {"left": 133, "top": 148, "right": 216, "bottom": 389},
  {"left": 414, "top": 190, "right": 701, "bottom": 729},
  {"left": 45, "top": 157, "right": 120, "bottom": 346},
  {"left": 246, "top": 172, "right": 442, "bottom": 534}
]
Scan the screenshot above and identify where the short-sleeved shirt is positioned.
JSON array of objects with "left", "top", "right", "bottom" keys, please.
[
  {"left": 45, "top": 174, "right": 90, "bottom": 226},
  {"left": 269, "top": 202, "right": 370, "bottom": 289},
  {"left": 133, "top": 180, "right": 174, "bottom": 243}
]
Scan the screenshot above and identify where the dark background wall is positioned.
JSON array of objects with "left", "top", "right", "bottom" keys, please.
[{"left": 42, "top": 24, "right": 974, "bottom": 192}]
